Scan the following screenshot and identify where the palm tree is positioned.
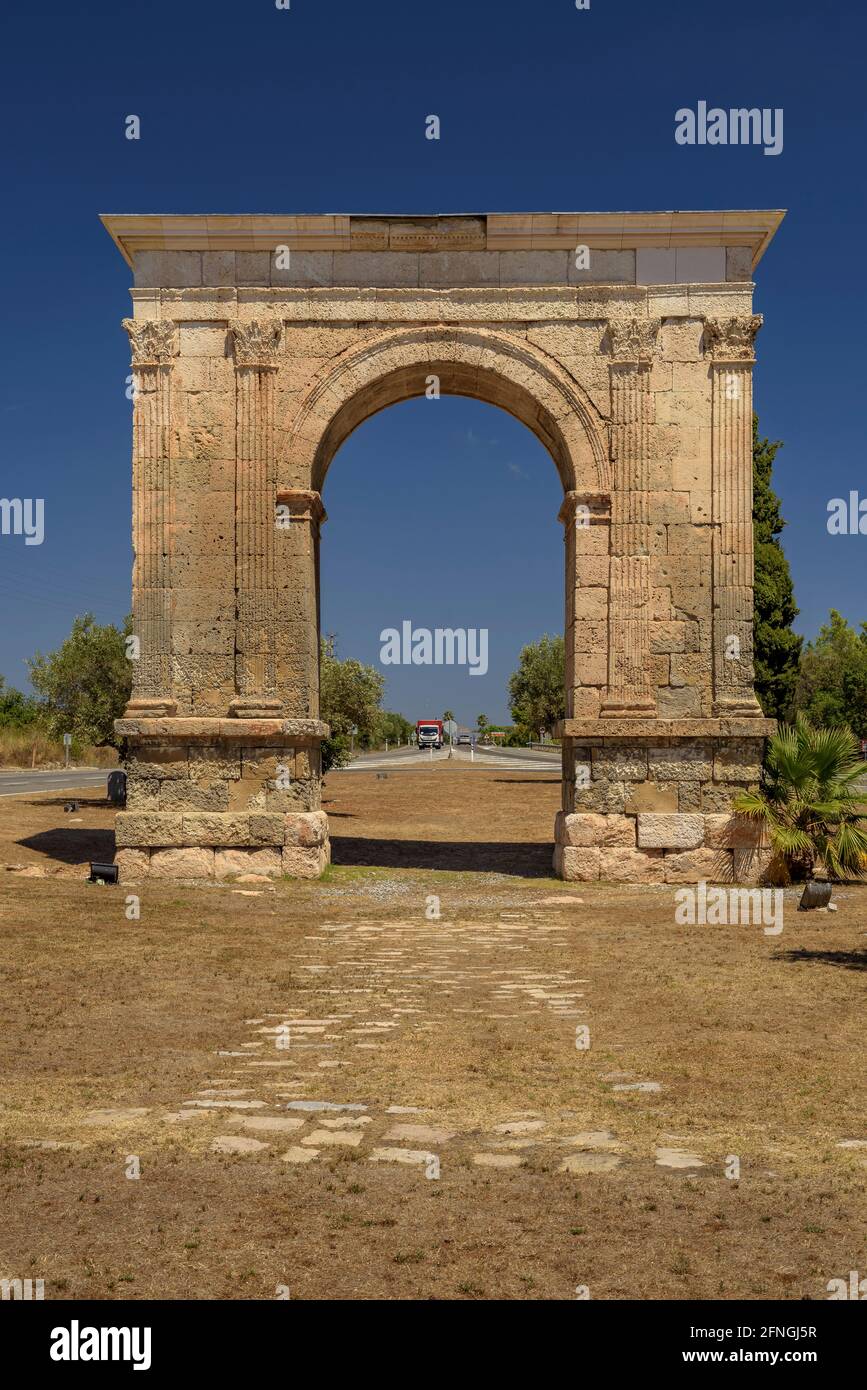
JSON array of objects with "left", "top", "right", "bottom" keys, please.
[{"left": 733, "top": 716, "right": 867, "bottom": 882}]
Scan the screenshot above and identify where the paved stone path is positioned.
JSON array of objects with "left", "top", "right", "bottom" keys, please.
[
  {"left": 59, "top": 907, "right": 708, "bottom": 1179},
  {"left": 33, "top": 906, "right": 850, "bottom": 1179}
]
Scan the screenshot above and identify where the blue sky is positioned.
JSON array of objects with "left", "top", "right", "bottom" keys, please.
[{"left": 0, "top": 0, "right": 864, "bottom": 724}]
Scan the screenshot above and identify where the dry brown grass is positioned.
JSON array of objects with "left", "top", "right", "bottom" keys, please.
[
  {"left": 0, "top": 727, "right": 118, "bottom": 769},
  {"left": 0, "top": 768, "right": 865, "bottom": 1301}
]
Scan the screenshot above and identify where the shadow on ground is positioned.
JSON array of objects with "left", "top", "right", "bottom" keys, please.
[
  {"left": 330, "top": 835, "right": 553, "bottom": 876},
  {"left": 17, "top": 828, "right": 115, "bottom": 866},
  {"left": 492, "top": 778, "right": 560, "bottom": 785},
  {"left": 17, "top": 796, "right": 111, "bottom": 809},
  {"left": 776, "top": 947, "right": 867, "bottom": 972}
]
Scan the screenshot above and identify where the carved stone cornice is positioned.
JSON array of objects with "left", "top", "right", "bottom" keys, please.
[
  {"left": 704, "top": 314, "right": 763, "bottom": 362},
  {"left": 123, "top": 318, "right": 177, "bottom": 366},
  {"left": 606, "top": 316, "right": 661, "bottom": 364},
  {"left": 230, "top": 318, "right": 283, "bottom": 369}
]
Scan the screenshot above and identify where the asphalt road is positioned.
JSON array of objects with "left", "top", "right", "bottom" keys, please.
[
  {"left": 345, "top": 744, "right": 560, "bottom": 771},
  {"left": 0, "top": 768, "right": 111, "bottom": 797}
]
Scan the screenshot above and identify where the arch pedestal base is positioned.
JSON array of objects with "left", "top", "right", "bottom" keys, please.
[
  {"left": 114, "top": 717, "right": 330, "bottom": 880},
  {"left": 553, "top": 717, "right": 775, "bottom": 886}
]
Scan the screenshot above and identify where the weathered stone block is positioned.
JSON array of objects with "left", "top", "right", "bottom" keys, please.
[
  {"left": 149, "top": 847, "right": 215, "bottom": 879},
  {"left": 701, "top": 783, "right": 744, "bottom": 813},
  {"left": 177, "top": 812, "right": 284, "bottom": 846},
  {"left": 670, "top": 652, "right": 712, "bottom": 687},
  {"left": 667, "top": 524, "right": 711, "bottom": 557},
  {"left": 568, "top": 249, "right": 635, "bottom": 285},
  {"left": 570, "top": 687, "right": 602, "bottom": 718},
  {"left": 713, "top": 743, "right": 763, "bottom": 783},
  {"left": 553, "top": 845, "right": 601, "bottom": 881},
  {"left": 188, "top": 749, "right": 242, "bottom": 782},
  {"left": 624, "top": 782, "right": 679, "bottom": 813},
  {"left": 664, "top": 848, "right": 732, "bottom": 883},
  {"left": 271, "top": 251, "right": 334, "bottom": 287},
  {"left": 572, "top": 651, "right": 607, "bottom": 686},
  {"left": 648, "top": 745, "right": 713, "bottom": 783},
  {"left": 703, "top": 813, "right": 764, "bottom": 850},
  {"left": 499, "top": 250, "right": 570, "bottom": 285},
  {"left": 726, "top": 246, "right": 753, "bottom": 282},
  {"left": 114, "top": 849, "right": 150, "bottom": 881},
  {"left": 592, "top": 746, "right": 648, "bottom": 781},
  {"left": 332, "top": 251, "right": 418, "bottom": 287},
  {"left": 235, "top": 251, "right": 270, "bottom": 285},
  {"left": 127, "top": 778, "right": 160, "bottom": 809},
  {"left": 214, "top": 848, "right": 283, "bottom": 879},
  {"left": 127, "top": 747, "right": 189, "bottom": 781},
  {"left": 677, "top": 782, "right": 702, "bottom": 812},
  {"left": 418, "top": 251, "right": 500, "bottom": 287},
  {"left": 555, "top": 811, "right": 635, "bottom": 847},
  {"left": 202, "top": 251, "right": 236, "bottom": 286},
  {"left": 573, "top": 556, "right": 610, "bottom": 586},
  {"left": 134, "top": 251, "right": 202, "bottom": 287},
  {"left": 282, "top": 843, "right": 329, "bottom": 878},
  {"left": 284, "top": 811, "right": 329, "bottom": 847},
  {"left": 638, "top": 813, "right": 704, "bottom": 849},
  {"left": 573, "top": 587, "right": 608, "bottom": 619},
  {"left": 115, "top": 812, "right": 184, "bottom": 847},
  {"left": 248, "top": 814, "right": 287, "bottom": 845},
  {"left": 158, "top": 781, "right": 229, "bottom": 812},
  {"left": 265, "top": 783, "right": 315, "bottom": 812},
  {"left": 657, "top": 686, "right": 702, "bottom": 718},
  {"left": 178, "top": 322, "right": 227, "bottom": 357},
  {"left": 649, "top": 620, "right": 689, "bottom": 654},
  {"left": 597, "top": 847, "right": 665, "bottom": 883}
]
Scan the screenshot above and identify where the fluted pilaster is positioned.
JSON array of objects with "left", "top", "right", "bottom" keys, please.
[
  {"left": 600, "top": 317, "right": 659, "bottom": 716},
  {"left": 706, "top": 315, "right": 764, "bottom": 717},
  {"left": 229, "top": 319, "right": 283, "bottom": 717},
  {"left": 123, "top": 318, "right": 177, "bottom": 716}
]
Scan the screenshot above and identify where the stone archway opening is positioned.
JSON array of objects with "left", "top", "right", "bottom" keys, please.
[{"left": 315, "top": 389, "right": 567, "bottom": 876}]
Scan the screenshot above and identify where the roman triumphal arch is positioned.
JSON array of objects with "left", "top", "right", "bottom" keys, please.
[{"left": 103, "top": 210, "right": 784, "bottom": 884}]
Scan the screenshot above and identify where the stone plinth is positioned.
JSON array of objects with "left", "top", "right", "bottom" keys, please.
[
  {"left": 553, "top": 716, "right": 773, "bottom": 884},
  {"left": 114, "top": 717, "right": 329, "bottom": 879}
]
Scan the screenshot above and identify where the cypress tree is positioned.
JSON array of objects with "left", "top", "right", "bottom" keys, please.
[{"left": 752, "top": 414, "right": 802, "bottom": 720}]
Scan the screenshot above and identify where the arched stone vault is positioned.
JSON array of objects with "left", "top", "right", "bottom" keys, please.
[
  {"left": 104, "top": 210, "right": 783, "bottom": 886},
  {"left": 283, "top": 325, "right": 609, "bottom": 497}
]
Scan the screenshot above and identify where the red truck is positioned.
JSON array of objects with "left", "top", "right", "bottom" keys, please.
[{"left": 416, "top": 719, "right": 444, "bottom": 750}]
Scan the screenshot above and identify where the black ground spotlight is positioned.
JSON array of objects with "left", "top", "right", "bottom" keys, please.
[{"left": 87, "top": 862, "right": 119, "bottom": 885}]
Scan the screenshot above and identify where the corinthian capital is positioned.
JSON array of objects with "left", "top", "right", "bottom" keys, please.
[
  {"left": 607, "top": 316, "right": 661, "bottom": 363},
  {"left": 704, "top": 314, "right": 763, "bottom": 362},
  {"left": 229, "top": 318, "right": 283, "bottom": 368},
  {"left": 123, "top": 318, "right": 177, "bottom": 366}
]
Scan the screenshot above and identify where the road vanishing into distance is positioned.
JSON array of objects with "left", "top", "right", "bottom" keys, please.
[{"left": 346, "top": 744, "right": 560, "bottom": 771}]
